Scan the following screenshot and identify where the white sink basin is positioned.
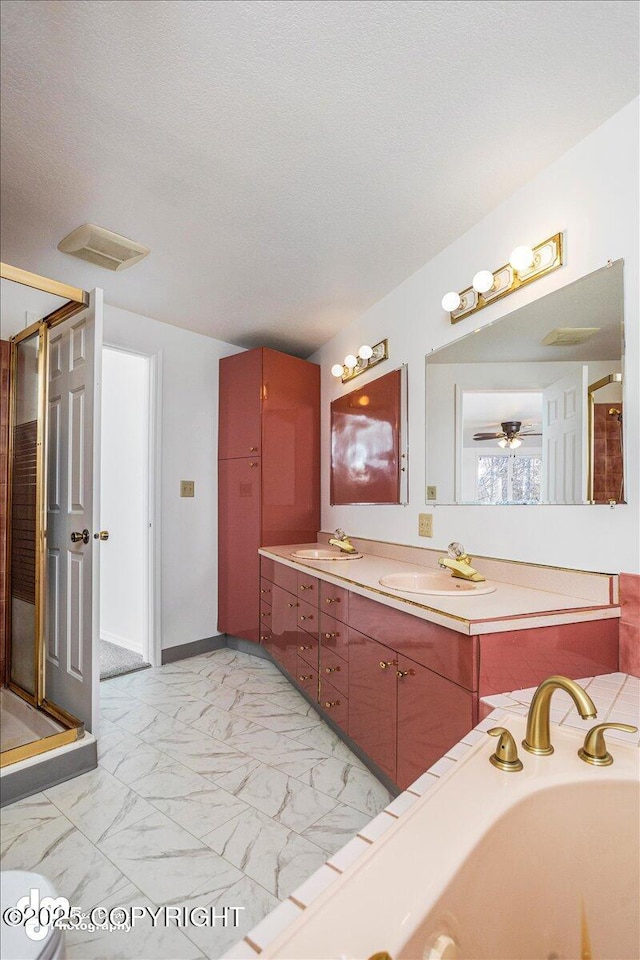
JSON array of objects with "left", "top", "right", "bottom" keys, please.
[
  {"left": 291, "top": 548, "right": 363, "bottom": 561},
  {"left": 379, "top": 571, "right": 495, "bottom": 596}
]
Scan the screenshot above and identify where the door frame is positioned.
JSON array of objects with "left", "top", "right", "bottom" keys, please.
[{"left": 101, "top": 342, "right": 162, "bottom": 668}]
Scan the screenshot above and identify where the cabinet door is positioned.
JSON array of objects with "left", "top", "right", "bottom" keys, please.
[
  {"left": 218, "top": 349, "right": 262, "bottom": 460},
  {"left": 396, "top": 654, "right": 474, "bottom": 791},
  {"left": 348, "top": 629, "right": 397, "bottom": 781},
  {"left": 218, "top": 458, "right": 260, "bottom": 641},
  {"left": 270, "top": 584, "right": 299, "bottom": 675}
]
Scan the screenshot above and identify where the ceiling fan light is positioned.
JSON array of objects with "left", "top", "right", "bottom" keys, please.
[
  {"left": 510, "top": 437, "right": 522, "bottom": 449},
  {"left": 498, "top": 438, "right": 508, "bottom": 448}
]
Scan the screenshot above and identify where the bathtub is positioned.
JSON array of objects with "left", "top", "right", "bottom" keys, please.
[{"left": 261, "top": 713, "right": 639, "bottom": 960}]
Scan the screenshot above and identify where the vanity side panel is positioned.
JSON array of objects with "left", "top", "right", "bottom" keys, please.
[
  {"left": 478, "top": 618, "right": 619, "bottom": 697},
  {"left": 349, "top": 592, "right": 476, "bottom": 690}
]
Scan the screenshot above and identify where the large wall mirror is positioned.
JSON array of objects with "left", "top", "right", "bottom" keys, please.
[{"left": 425, "top": 260, "right": 625, "bottom": 505}]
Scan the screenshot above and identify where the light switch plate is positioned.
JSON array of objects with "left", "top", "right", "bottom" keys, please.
[
  {"left": 418, "top": 513, "right": 433, "bottom": 537},
  {"left": 426, "top": 485, "right": 437, "bottom": 501},
  {"left": 180, "top": 480, "right": 195, "bottom": 498}
]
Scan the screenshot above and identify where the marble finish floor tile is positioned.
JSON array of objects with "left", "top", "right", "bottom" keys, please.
[
  {"left": 299, "top": 803, "right": 372, "bottom": 853},
  {"left": 213, "top": 761, "right": 337, "bottom": 832},
  {"left": 100, "top": 810, "right": 244, "bottom": 906},
  {"left": 98, "top": 729, "right": 174, "bottom": 785},
  {"left": 295, "top": 723, "right": 369, "bottom": 768},
  {"left": 181, "top": 875, "right": 279, "bottom": 960},
  {"left": 44, "top": 766, "right": 155, "bottom": 843},
  {"left": 202, "top": 807, "right": 327, "bottom": 899},
  {"left": 299, "top": 757, "right": 393, "bottom": 815},
  {"left": 130, "top": 760, "right": 251, "bottom": 839}
]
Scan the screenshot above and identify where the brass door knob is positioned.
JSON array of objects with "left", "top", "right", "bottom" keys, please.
[
  {"left": 379, "top": 660, "right": 397, "bottom": 670},
  {"left": 396, "top": 669, "right": 416, "bottom": 679},
  {"left": 71, "top": 529, "right": 90, "bottom": 544},
  {"left": 488, "top": 727, "right": 523, "bottom": 772},
  {"left": 578, "top": 722, "right": 638, "bottom": 766},
  {"left": 325, "top": 666, "right": 341, "bottom": 674},
  {"left": 93, "top": 530, "right": 110, "bottom": 541}
]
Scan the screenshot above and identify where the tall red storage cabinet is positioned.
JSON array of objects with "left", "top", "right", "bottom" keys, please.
[{"left": 218, "top": 347, "right": 320, "bottom": 642}]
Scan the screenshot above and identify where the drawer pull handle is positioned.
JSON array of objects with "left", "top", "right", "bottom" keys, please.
[
  {"left": 260, "top": 588, "right": 270, "bottom": 594},
  {"left": 249, "top": 446, "right": 258, "bottom": 452},
  {"left": 324, "top": 700, "right": 341, "bottom": 708},
  {"left": 287, "top": 602, "right": 298, "bottom": 608},
  {"left": 260, "top": 612, "right": 270, "bottom": 618},
  {"left": 299, "top": 615, "right": 313, "bottom": 621},
  {"left": 299, "top": 675, "right": 313, "bottom": 682},
  {"left": 379, "top": 660, "right": 397, "bottom": 670},
  {"left": 323, "top": 632, "right": 338, "bottom": 639},
  {"left": 397, "top": 669, "right": 416, "bottom": 679},
  {"left": 325, "top": 666, "right": 341, "bottom": 674},
  {"left": 249, "top": 461, "right": 259, "bottom": 467},
  {"left": 325, "top": 597, "right": 340, "bottom": 605},
  {"left": 260, "top": 634, "right": 270, "bottom": 641},
  {"left": 300, "top": 584, "right": 314, "bottom": 591},
  {"left": 299, "top": 644, "right": 312, "bottom": 651}
]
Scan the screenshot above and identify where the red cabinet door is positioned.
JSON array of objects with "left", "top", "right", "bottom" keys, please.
[
  {"left": 396, "top": 654, "right": 474, "bottom": 790},
  {"left": 348, "top": 629, "right": 397, "bottom": 781},
  {"left": 218, "top": 458, "right": 261, "bottom": 641},
  {"left": 218, "top": 349, "right": 262, "bottom": 460},
  {"left": 261, "top": 349, "right": 320, "bottom": 545},
  {"left": 270, "top": 584, "right": 299, "bottom": 675}
]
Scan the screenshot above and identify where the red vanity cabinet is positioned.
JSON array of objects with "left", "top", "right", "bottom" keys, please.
[
  {"left": 218, "top": 348, "right": 319, "bottom": 642},
  {"left": 269, "top": 584, "right": 300, "bottom": 676},
  {"left": 347, "top": 628, "right": 398, "bottom": 781}
]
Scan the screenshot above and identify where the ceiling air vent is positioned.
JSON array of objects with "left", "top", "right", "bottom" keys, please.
[
  {"left": 58, "top": 224, "right": 150, "bottom": 271},
  {"left": 541, "top": 327, "right": 600, "bottom": 346}
]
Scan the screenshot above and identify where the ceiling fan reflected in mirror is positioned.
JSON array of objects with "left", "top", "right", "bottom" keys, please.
[{"left": 472, "top": 420, "right": 542, "bottom": 449}]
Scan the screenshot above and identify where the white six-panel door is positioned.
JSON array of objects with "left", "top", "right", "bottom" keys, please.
[
  {"left": 542, "top": 365, "right": 588, "bottom": 503},
  {"left": 46, "top": 290, "right": 102, "bottom": 732}
]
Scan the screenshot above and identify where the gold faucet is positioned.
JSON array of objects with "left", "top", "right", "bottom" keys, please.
[
  {"left": 327, "top": 529, "right": 358, "bottom": 554},
  {"left": 523, "top": 675, "right": 597, "bottom": 756},
  {"left": 438, "top": 542, "right": 486, "bottom": 582}
]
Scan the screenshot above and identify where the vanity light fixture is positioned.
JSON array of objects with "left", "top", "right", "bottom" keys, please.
[
  {"left": 331, "top": 339, "right": 389, "bottom": 383},
  {"left": 442, "top": 232, "right": 563, "bottom": 325}
]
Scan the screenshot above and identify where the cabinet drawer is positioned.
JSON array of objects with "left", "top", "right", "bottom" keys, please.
[
  {"left": 259, "top": 578, "right": 273, "bottom": 604},
  {"left": 260, "top": 556, "right": 275, "bottom": 582},
  {"left": 259, "top": 626, "right": 273, "bottom": 647},
  {"left": 349, "top": 592, "right": 476, "bottom": 690},
  {"left": 259, "top": 600, "right": 273, "bottom": 629},
  {"left": 320, "top": 613, "right": 349, "bottom": 661},
  {"left": 296, "top": 657, "right": 318, "bottom": 698},
  {"left": 297, "top": 597, "right": 318, "bottom": 635},
  {"left": 273, "top": 562, "right": 299, "bottom": 594},
  {"left": 297, "top": 572, "right": 320, "bottom": 605},
  {"left": 319, "top": 646, "right": 348, "bottom": 696},
  {"left": 319, "top": 677, "right": 348, "bottom": 733},
  {"left": 320, "top": 582, "right": 349, "bottom": 622},
  {"left": 297, "top": 631, "right": 319, "bottom": 669}
]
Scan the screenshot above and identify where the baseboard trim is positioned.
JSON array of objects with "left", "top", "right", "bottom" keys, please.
[
  {"left": 161, "top": 634, "right": 227, "bottom": 664},
  {"left": 0, "top": 736, "right": 98, "bottom": 808},
  {"left": 100, "top": 630, "right": 143, "bottom": 656}
]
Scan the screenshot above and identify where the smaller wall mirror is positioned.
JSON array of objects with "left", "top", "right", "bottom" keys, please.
[{"left": 425, "top": 260, "right": 625, "bottom": 505}]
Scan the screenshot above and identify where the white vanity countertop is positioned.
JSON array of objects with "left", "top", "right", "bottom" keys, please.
[
  {"left": 223, "top": 671, "right": 639, "bottom": 959},
  {"left": 259, "top": 543, "right": 620, "bottom": 636}
]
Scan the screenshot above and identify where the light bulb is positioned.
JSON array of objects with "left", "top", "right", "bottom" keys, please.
[
  {"left": 472, "top": 270, "right": 494, "bottom": 294},
  {"left": 358, "top": 344, "right": 373, "bottom": 360},
  {"left": 344, "top": 354, "right": 358, "bottom": 369},
  {"left": 510, "top": 437, "right": 522, "bottom": 449},
  {"left": 509, "top": 245, "right": 535, "bottom": 273},
  {"left": 441, "top": 291, "right": 461, "bottom": 312},
  {"left": 498, "top": 438, "right": 508, "bottom": 448},
  {"left": 331, "top": 363, "right": 344, "bottom": 378}
]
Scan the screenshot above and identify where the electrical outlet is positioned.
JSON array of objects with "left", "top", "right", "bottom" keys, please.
[
  {"left": 418, "top": 513, "right": 433, "bottom": 537},
  {"left": 426, "top": 485, "right": 437, "bottom": 501},
  {"left": 180, "top": 480, "right": 195, "bottom": 498}
]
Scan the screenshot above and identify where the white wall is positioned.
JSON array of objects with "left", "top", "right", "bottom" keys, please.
[
  {"left": 100, "top": 348, "right": 148, "bottom": 654},
  {"left": 103, "top": 305, "right": 243, "bottom": 650},
  {"left": 310, "top": 99, "right": 640, "bottom": 574}
]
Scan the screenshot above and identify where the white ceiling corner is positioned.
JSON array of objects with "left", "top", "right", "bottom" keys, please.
[{"left": 1, "top": 0, "right": 638, "bottom": 356}]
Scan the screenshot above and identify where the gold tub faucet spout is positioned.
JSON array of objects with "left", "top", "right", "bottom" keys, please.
[{"left": 523, "top": 675, "right": 597, "bottom": 756}]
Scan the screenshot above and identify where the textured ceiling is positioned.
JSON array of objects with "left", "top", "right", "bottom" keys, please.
[{"left": 1, "top": 1, "right": 638, "bottom": 356}]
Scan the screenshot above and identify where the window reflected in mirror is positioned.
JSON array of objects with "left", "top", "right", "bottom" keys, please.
[{"left": 425, "top": 260, "right": 624, "bottom": 505}]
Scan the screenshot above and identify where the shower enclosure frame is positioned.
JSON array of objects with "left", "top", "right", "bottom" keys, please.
[{"left": 1, "top": 262, "right": 89, "bottom": 767}]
